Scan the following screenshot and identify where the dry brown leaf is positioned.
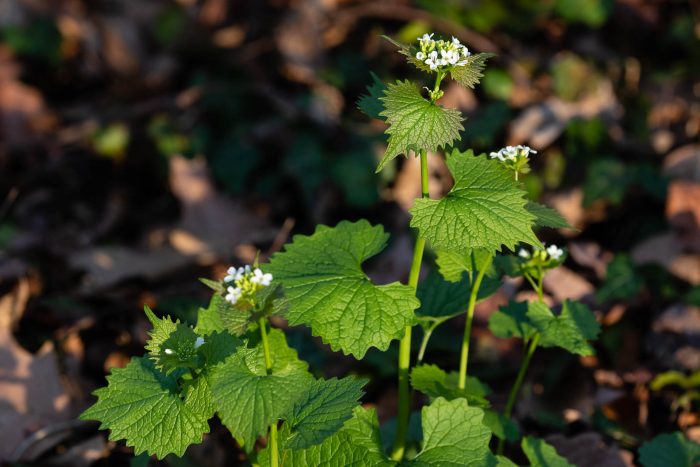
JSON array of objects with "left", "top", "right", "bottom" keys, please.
[
  {"left": 666, "top": 180, "right": 700, "bottom": 251},
  {"left": 0, "top": 277, "right": 30, "bottom": 331},
  {"left": 664, "top": 144, "right": 700, "bottom": 182},
  {"left": 508, "top": 80, "right": 621, "bottom": 148},
  {"left": 544, "top": 188, "right": 587, "bottom": 234},
  {"left": 543, "top": 265, "right": 595, "bottom": 302},
  {"left": 652, "top": 304, "right": 700, "bottom": 335},
  {"left": 0, "top": 334, "right": 71, "bottom": 461},
  {"left": 632, "top": 232, "right": 700, "bottom": 285},
  {"left": 69, "top": 156, "right": 270, "bottom": 292},
  {"left": 568, "top": 241, "right": 612, "bottom": 278}
]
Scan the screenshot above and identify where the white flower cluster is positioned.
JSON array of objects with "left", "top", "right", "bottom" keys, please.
[
  {"left": 518, "top": 244, "right": 565, "bottom": 262},
  {"left": 223, "top": 264, "right": 273, "bottom": 305},
  {"left": 415, "top": 34, "right": 471, "bottom": 71},
  {"left": 489, "top": 145, "right": 537, "bottom": 162}
]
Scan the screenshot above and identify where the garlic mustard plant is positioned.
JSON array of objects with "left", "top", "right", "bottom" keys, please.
[{"left": 80, "top": 33, "right": 679, "bottom": 466}]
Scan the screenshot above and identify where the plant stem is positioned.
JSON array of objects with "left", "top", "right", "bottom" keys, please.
[
  {"left": 496, "top": 271, "right": 545, "bottom": 455},
  {"left": 259, "top": 318, "right": 278, "bottom": 467},
  {"left": 457, "top": 255, "right": 492, "bottom": 390},
  {"left": 416, "top": 325, "right": 434, "bottom": 366},
  {"left": 497, "top": 333, "right": 540, "bottom": 455},
  {"left": 391, "top": 148, "right": 430, "bottom": 461}
]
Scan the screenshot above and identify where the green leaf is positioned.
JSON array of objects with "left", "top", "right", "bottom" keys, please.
[
  {"left": 434, "top": 248, "right": 497, "bottom": 282},
  {"left": 195, "top": 296, "right": 226, "bottom": 335},
  {"left": 449, "top": 53, "right": 496, "bottom": 89},
  {"left": 80, "top": 357, "right": 211, "bottom": 459},
  {"left": 260, "top": 407, "right": 390, "bottom": 467},
  {"left": 525, "top": 201, "right": 572, "bottom": 229},
  {"left": 596, "top": 254, "right": 643, "bottom": 302},
  {"left": 285, "top": 376, "right": 368, "bottom": 450},
  {"left": 410, "top": 149, "right": 540, "bottom": 255},
  {"left": 410, "top": 364, "right": 491, "bottom": 407},
  {"left": 358, "top": 72, "right": 387, "bottom": 120},
  {"left": 377, "top": 80, "right": 463, "bottom": 172},
  {"left": 210, "top": 328, "right": 313, "bottom": 450},
  {"left": 143, "top": 306, "right": 201, "bottom": 374},
  {"left": 482, "top": 410, "right": 520, "bottom": 442},
  {"left": 416, "top": 269, "right": 499, "bottom": 323},
  {"left": 521, "top": 437, "right": 574, "bottom": 467},
  {"left": 268, "top": 220, "right": 420, "bottom": 358},
  {"left": 639, "top": 432, "right": 700, "bottom": 467},
  {"left": 532, "top": 300, "right": 601, "bottom": 356},
  {"left": 409, "top": 397, "right": 492, "bottom": 466},
  {"left": 490, "top": 300, "right": 600, "bottom": 356},
  {"left": 488, "top": 300, "right": 541, "bottom": 341}
]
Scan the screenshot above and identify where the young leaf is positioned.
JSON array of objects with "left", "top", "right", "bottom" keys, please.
[
  {"left": 525, "top": 201, "right": 572, "bottom": 229},
  {"left": 530, "top": 300, "right": 601, "bottom": 356},
  {"left": 285, "top": 376, "right": 368, "bottom": 450},
  {"left": 143, "top": 306, "right": 201, "bottom": 374},
  {"left": 410, "top": 149, "right": 540, "bottom": 255},
  {"left": 268, "top": 220, "right": 420, "bottom": 358},
  {"left": 377, "top": 80, "right": 463, "bottom": 172},
  {"left": 521, "top": 436, "right": 574, "bottom": 467},
  {"left": 449, "top": 53, "right": 496, "bottom": 89},
  {"left": 80, "top": 357, "right": 211, "bottom": 459},
  {"left": 260, "top": 407, "right": 390, "bottom": 467},
  {"left": 638, "top": 432, "right": 700, "bottom": 467},
  {"left": 210, "top": 328, "right": 313, "bottom": 450},
  {"left": 358, "top": 71, "right": 387, "bottom": 120},
  {"left": 410, "top": 364, "right": 491, "bottom": 407},
  {"left": 195, "top": 296, "right": 226, "bottom": 335},
  {"left": 409, "top": 397, "right": 492, "bottom": 466}
]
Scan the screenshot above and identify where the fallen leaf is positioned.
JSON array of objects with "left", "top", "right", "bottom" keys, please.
[
  {"left": 543, "top": 265, "right": 595, "bottom": 302},
  {"left": 666, "top": 180, "right": 700, "bottom": 251},
  {"left": 632, "top": 232, "right": 700, "bottom": 285},
  {"left": 664, "top": 144, "right": 700, "bottom": 182},
  {"left": 0, "top": 334, "right": 71, "bottom": 461}
]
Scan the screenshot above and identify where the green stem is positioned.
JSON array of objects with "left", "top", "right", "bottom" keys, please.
[
  {"left": 416, "top": 325, "right": 435, "bottom": 366},
  {"left": 497, "top": 333, "right": 540, "bottom": 455},
  {"left": 457, "top": 255, "right": 492, "bottom": 390},
  {"left": 259, "top": 318, "right": 278, "bottom": 467},
  {"left": 391, "top": 148, "right": 430, "bottom": 461},
  {"left": 496, "top": 272, "right": 545, "bottom": 455}
]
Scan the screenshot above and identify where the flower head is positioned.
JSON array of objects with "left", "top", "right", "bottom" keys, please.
[
  {"left": 223, "top": 264, "right": 274, "bottom": 307},
  {"left": 546, "top": 244, "right": 564, "bottom": 261},
  {"left": 415, "top": 33, "right": 471, "bottom": 73},
  {"left": 489, "top": 145, "right": 537, "bottom": 179}
]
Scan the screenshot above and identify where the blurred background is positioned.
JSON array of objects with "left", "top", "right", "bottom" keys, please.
[{"left": 0, "top": 0, "right": 699, "bottom": 465}]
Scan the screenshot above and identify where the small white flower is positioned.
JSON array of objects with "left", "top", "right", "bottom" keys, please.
[
  {"left": 518, "top": 249, "right": 531, "bottom": 259},
  {"left": 425, "top": 58, "right": 438, "bottom": 70},
  {"left": 418, "top": 33, "right": 434, "bottom": 42},
  {"left": 452, "top": 36, "right": 461, "bottom": 45},
  {"left": 225, "top": 286, "right": 242, "bottom": 305},
  {"left": 546, "top": 244, "right": 564, "bottom": 261},
  {"left": 224, "top": 266, "right": 237, "bottom": 282},
  {"left": 164, "top": 348, "right": 174, "bottom": 355},
  {"left": 461, "top": 46, "right": 471, "bottom": 57},
  {"left": 416, "top": 51, "right": 425, "bottom": 60},
  {"left": 194, "top": 337, "right": 205, "bottom": 349}
]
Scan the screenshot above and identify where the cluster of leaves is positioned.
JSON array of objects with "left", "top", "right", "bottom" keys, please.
[{"left": 80, "top": 33, "right": 700, "bottom": 466}]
